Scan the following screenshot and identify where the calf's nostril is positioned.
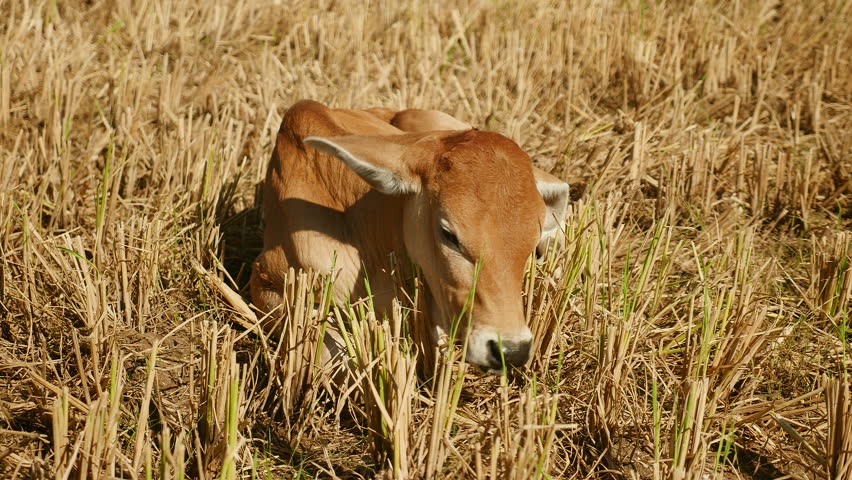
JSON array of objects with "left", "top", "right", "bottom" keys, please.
[
  {"left": 487, "top": 339, "right": 532, "bottom": 369},
  {"left": 488, "top": 340, "right": 503, "bottom": 367},
  {"left": 505, "top": 340, "right": 531, "bottom": 367}
]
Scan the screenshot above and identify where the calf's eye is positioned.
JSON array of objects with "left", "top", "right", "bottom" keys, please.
[{"left": 441, "top": 226, "right": 460, "bottom": 249}]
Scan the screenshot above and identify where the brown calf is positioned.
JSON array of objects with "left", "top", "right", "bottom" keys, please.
[{"left": 251, "top": 100, "right": 569, "bottom": 373}]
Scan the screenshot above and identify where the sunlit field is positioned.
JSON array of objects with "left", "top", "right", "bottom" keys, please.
[{"left": 1, "top": 0, "right": 850, "bottom": 478}]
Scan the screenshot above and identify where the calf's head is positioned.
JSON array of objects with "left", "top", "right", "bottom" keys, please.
[{"left": 305, "top": 130, "right": 569, "bottom": 373}]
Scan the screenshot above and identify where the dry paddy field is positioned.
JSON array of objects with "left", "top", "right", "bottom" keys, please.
[{"left": 1, "top": 0, "right": 851, "bottom": 478}]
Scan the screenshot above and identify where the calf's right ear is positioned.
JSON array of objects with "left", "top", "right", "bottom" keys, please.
[{"left": 304, "top": 135, "right": 421, "bottom": 195}]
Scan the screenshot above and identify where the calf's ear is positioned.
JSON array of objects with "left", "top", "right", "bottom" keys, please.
[
  {"left": 532, "top": 167, "right": 570, "bottom": 260},
  {"left": 304, "top": 135, "right": 422, "bottom": 195}
]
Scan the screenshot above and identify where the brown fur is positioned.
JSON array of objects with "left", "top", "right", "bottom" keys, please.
[{"left": 251, "top": 100, "right": 569, "bottom": 370}]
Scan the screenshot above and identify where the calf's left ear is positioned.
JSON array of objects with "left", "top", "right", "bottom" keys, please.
[{"left": 532, "top": 167, "right": 570, "bottom": 259}]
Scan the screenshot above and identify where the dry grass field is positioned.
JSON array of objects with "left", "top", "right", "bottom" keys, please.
[{"left": 1, "top": 0, "right": 851, "bottom": 478}]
